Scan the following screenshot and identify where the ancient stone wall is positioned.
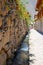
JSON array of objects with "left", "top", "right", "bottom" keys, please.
[{"left": 0, "top": 0, "right": 28, "bottom": 65}]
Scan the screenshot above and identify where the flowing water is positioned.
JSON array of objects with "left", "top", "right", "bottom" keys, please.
[{"left": 12, "top": 34, "right": 29, "bottom": 65}]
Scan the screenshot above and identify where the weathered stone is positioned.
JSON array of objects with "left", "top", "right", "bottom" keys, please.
[
  {"left": 0, "top": 50, "right": 7, "bottom": 65},
  {"left": 0, "top": 0, "right": 28, "bottom": 65}
]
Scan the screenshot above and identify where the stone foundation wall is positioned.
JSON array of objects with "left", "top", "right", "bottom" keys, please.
[{"left": 0, "top": 0, "right": 28, "bottom": 65}]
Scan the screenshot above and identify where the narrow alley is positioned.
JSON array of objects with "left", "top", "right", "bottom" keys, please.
[{"left": 0, "top": 0, "right": 43, "bottom": 65}]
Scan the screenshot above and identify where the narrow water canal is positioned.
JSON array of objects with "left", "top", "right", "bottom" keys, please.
[
  {"left": 6, "top": 33, "right": 29, "bottom": 65},
  {"left": 12, "top": 34, "right": 29, "bottom": 65}
]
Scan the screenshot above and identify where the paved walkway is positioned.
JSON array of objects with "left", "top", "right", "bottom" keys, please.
[{"left": 29, "top": 29, "right": 43, "bottom": 65}]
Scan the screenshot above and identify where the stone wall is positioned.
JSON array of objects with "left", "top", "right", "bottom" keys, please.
[
  {"left": 0, "top": 0, "right": 28, "bottom": 65},
  {"left": 34, "top": 18, "right": 43, "bottom": 33}
]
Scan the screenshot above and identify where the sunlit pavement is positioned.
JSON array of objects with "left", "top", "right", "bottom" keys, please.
[{"left": 29, "top": 29, "right": 43, "bottom": 65}]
